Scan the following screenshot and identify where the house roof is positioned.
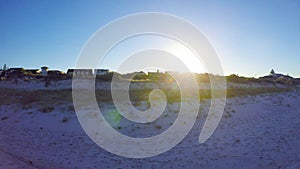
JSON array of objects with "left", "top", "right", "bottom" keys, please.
[
  {"left": 48, "top": 70, "right": 62, "bottom": 72},
  {"left": 25, "top": 69, "right": 39, "bottom": 74},
  {"left": 47, "top": 70, "right": 65, "bottom": 76},
  {"left": 95, "top": 69, "right": 109, "bottom": 71},
  {"left": 7, "top": 68, "right": 24, "bottom": 73},
  {"left": 8, "top": 68, "right": 24, "bottom": 70},
  {"left": 25, "top": 69, "right": 39, "bottom": 72},
  {"left": 67, "top": 69, "right": 74, "bottom": 73},
  {"left": 67, "top": 69, "right": 93, "bottom": 72}
]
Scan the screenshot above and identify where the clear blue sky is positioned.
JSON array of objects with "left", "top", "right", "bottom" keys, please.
[{"left": 1, "top": 0, "right": 300, "bottom": 77}]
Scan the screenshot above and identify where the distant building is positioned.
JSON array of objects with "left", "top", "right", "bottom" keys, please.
[
  {"left": 67, "top": 69, "right": 93, "bottom": 77},
  {"left": 25, "top": 69, "right": 39, "bottom": 75},
  {"left": 259, "top": 69, "right": 294, "bottom": 84},
  {"left": 47, "top": 70, "right": 64, "bottom": 77},
  {"left": 7, "top": 68, "right": 24, "bottom": 73},
  {"left": 122, "top": 71, "right": 147, "bottom": 79},
  {"left": 41, "top": 66, "right": 49, "bottom": 76},
  {"left": 4, "top": 68, "right": 25, "bottom": 78},
  {"left": 94, "top": 69, "right": 109, "bottom": 75},
  {"left": 294, "top": 78, "right": 300, "bottom": 85},
  {"left": 147, "top": 69, "right": 160, "bottom": 76},
  {"left": 66, "top": 69, "right": 74, "bottom": 76}
]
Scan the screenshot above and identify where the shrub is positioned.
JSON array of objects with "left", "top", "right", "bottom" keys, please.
[
  {"left": 39, "top": 106, "right": 54, "bottom": 113},
  {"left": 20, "top": 94, "right": 39, "bottom": 105},
  {"left": 61, "top": 117, "right": 68, "bottom": 123},
  {"left": 1, "top": 116, "right": 8, "bottom": 120}
]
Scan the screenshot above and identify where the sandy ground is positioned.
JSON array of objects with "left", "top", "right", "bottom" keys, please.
[{"left": 0, "top": 87, "right": 300, "bottom": 168}]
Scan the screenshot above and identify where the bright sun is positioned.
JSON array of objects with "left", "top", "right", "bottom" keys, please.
[{"left": 165, "top": 41, "right": 205, "bottom": 73}]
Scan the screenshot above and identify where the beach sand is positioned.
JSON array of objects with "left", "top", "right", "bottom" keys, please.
[{"left": 0, "top": 82, "right": 299, "bottom": 168}]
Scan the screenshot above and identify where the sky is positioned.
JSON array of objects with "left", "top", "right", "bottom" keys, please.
[{"left": 0, "top": 0, "right": 300, "bottom": 77}]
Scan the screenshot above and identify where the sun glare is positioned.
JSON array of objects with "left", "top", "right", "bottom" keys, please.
[
  {"left": 164, "top": 41, "right": 205, "bottom": 74},
  {"left": 101, "top": 34, "right": 206, "bottom": 74}
]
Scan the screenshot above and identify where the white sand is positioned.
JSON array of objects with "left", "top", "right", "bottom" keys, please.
[{"left": 0, "top": 87, "right": 299, "bottom": 168}]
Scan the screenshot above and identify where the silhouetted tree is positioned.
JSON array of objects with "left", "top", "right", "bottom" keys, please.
[{"left": 270, "top": 69, "right": 275, "bottom": 75}]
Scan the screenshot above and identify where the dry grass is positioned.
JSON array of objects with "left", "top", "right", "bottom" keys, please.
[
  {"left": 0, "top": 89, "right": 72, "bottom": 108},
  {"left": 0, "top": 86, "right": 294, "bottom": 107},
  {"left": 226, "top": 87, "right": 292, "bottom": 98}
]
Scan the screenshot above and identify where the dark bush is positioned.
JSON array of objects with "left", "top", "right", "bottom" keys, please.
[
  {"left": 39, "top": 106, "right": 54, "bottom": 113},
  {"left": 1, "top": 116, "right": 8, "bottom": 120}
]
